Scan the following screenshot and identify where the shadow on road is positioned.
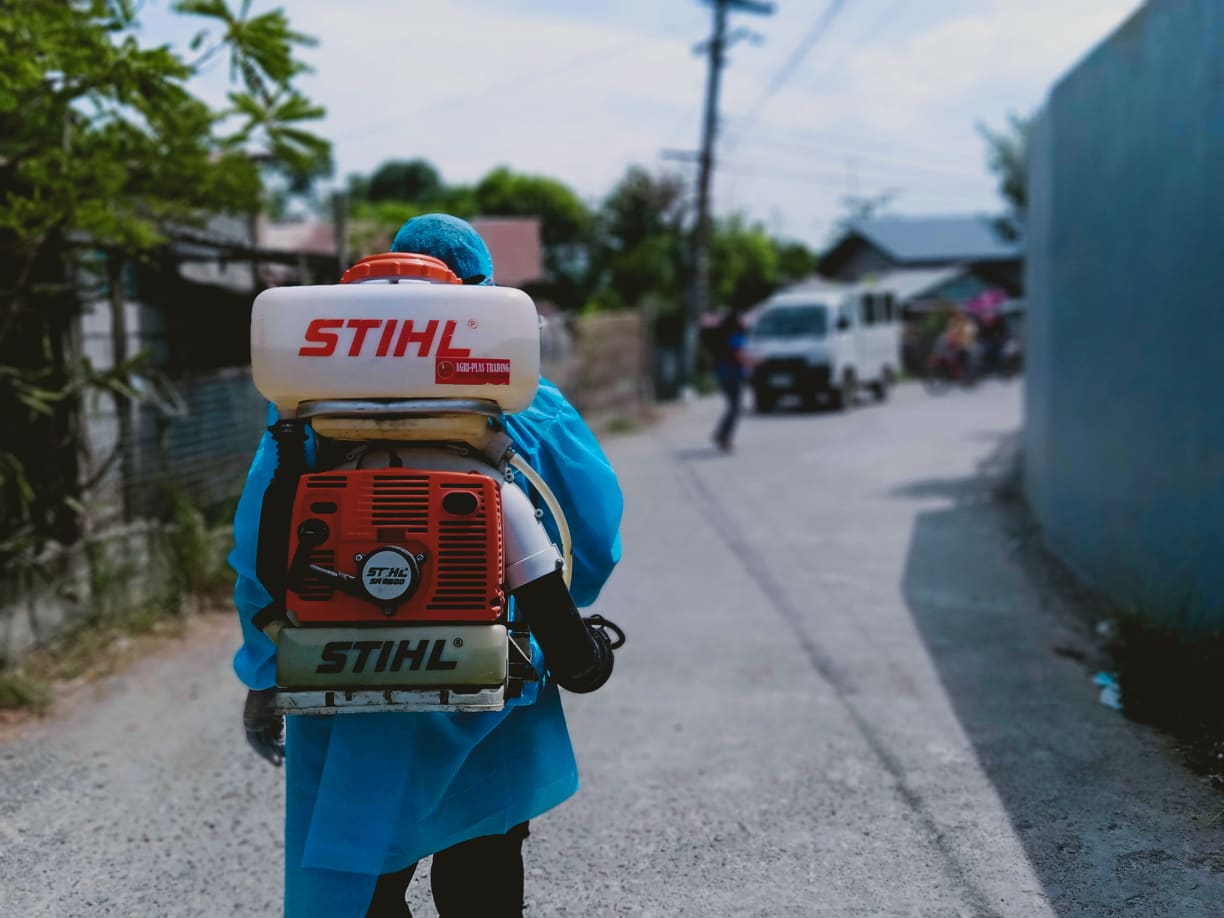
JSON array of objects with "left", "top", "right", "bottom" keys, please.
[
  {"left": 671, "top": 445, "right": 731, "bottom": 462},
  {"left": 889, "top": 475, "right": 989, "bottom": 503},
  {"left": 897, "top": 432, "right": 1224, "bottom": 917}
]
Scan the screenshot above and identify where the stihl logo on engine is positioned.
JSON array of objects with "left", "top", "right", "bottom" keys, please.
[
  {"left": 366, "top": 566, "right": 409, "bottom": 586},
  {"left": 298, "top": 318, "right": 471, "bottom": 359},
  {"left": 315, "top": 639, "right": 459, "bottom": 675}
]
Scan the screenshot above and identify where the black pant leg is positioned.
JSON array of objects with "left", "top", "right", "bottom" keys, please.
[
  {"left": 430, "top": 822, "right": 530, "bottom": 918},
  {"left": 715, "top": 375, "right": 742, "bottom": 445},
  {"left": 366, "top": 862, "right": 418, "bottom": 918}
]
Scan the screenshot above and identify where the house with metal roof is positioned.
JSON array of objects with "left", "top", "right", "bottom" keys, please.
[{"left": 819, "top": 215, "right": 1024, "bottom": 295}]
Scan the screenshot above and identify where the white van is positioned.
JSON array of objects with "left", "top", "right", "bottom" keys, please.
[{"left": 745, "top": 283, "right": 900, "bottom": 412}]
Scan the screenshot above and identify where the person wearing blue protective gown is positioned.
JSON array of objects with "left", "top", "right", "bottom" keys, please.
[{"left": 229, "top": 214, "right": 623, "bottom": 917}]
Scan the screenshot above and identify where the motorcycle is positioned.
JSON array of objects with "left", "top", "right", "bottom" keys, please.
[{"left": 922, "top": 341, "right": 975, "bottom": 393}]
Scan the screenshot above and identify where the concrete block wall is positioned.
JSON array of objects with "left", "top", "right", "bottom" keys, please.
[
  {"left": 2, "top": 313, "right": 653, "bottom": 664},
  {"left": 566, "top": 312, "right": 652, "bottom": 426},
  {"left": 1024, "top": 0, "right": 1224, "bottom": 630},
  {"left": 0, "top": 522, "right": 159, "bottom": 664},
  {"left": 541, "top": 312, "right": 652, "bottom": 428}
]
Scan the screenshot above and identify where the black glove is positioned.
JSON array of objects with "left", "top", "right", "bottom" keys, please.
[
  {"left": 243, "top": 687, "right": 285, "bottom": 767},
  {"left": 512, "top": 570, "right": 625, "bottom": 695}
]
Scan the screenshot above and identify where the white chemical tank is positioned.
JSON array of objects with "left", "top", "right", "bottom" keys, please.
[{"left": 250, "top": 253, "right": 541, "bottom": 414}]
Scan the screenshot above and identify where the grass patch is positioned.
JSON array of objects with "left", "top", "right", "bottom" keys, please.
[
  {"left": 158, "top": 490, "right": 238, "bottom": 613},
  {"left": 31, "top": 599, "right": 185, "bottom": 682},
  {"left": 603, "top": 415, "right": 639, "bottom": 435},
  {"left": 0, "top": 667, "right": 54, "bottom": 713},
  {"left": 0, "top": 492, "right": 235, "bottom": 713},
  {"left": 1108, "top": 611, "right": 1224, "bottom": 791}
]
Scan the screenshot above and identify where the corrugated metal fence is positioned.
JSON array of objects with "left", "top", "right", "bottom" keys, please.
[
  {"left": 83, "top": 368, "right": 268, "bottom": 528},
  {"left": 98, "top": 312, "right": 649, "bottom": 523},
  {"left": 4, "top": 313, "right": 653, "bottom": 662},
  {"left": 130, "top": 369, "right": 268, "bottom": 515}
]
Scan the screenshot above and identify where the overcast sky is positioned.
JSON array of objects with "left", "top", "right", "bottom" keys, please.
[{"left": 140, "top": 0, "right": 1141, "bottom": 249}]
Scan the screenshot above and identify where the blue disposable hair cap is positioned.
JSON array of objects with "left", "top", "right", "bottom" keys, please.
[{"left": 390, "top": 213, "right": 495, "bottom": 286}]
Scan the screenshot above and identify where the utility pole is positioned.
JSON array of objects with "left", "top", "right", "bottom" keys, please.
[
  {"left": 331, "top": 190, "right": 349, "bottom": 278},
  {"left": 682, "top": 0, "right": 774, "bottom": 395}
]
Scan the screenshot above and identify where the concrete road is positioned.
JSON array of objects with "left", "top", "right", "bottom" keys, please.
[{"left": 3, "top": 381, "right": 1222, "bottom": 917}]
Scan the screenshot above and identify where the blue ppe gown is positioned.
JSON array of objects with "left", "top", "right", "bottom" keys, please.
[{"left": 228, "top": 379, "right": 623, "bottom": 917}]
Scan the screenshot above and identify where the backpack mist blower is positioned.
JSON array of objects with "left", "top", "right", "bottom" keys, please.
[{"left": 247, "top": 252, "right": 622, "bottom": 715}]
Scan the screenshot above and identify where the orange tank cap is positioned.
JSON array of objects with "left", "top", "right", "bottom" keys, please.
[{"left": 339, "top": 252, "right": 461, "bottom": 285}]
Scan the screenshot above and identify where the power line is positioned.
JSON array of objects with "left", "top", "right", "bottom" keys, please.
[
  {"left": 667, "top": 148, "right": 966, "bottom": 190},
  {"left": 344, "top": 31, "right": 685, "bottom": 142},
  {"left": 679, "top": 0, "right": 775, "bottom": 394},
  {"left": 716, "top": 0, "right": 928, "bottom": 214},
  {"left": 725, "top": 134, "right": 986, "bottom": 183},
  {"left": 723, "top": 0, "right": 849, "bottom": 151},
  {"left": 714, "top": 158, "right": 903, "bottom": 189},
  {"left": 855, "top": 0, "right": 906, "bottom": 44},
  {"left": 723, "top": 117, "right": 988, "bottom": 173}
]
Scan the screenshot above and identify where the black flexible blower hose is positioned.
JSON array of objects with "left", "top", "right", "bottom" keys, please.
[
  {"left": 255, "top": 419, "right": 308, "bottom": 610},
  {"left": 512, "top": 570, "right": 623, "bottom": 694}
]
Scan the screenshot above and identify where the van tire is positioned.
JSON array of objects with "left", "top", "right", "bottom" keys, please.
[
  {"left": 871, "top": 366, "right": 896, "bottom": 402},
  {"left": 754, "top": 388, "right": 778, "bottom": 414},
  {"left": 832, "top": 371, "right": 857, "bottom": 412}
]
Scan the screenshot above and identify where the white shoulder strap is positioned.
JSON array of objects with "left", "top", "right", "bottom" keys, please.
[{"left": 507, "top": 452, "right": 574, "bottom": 588}]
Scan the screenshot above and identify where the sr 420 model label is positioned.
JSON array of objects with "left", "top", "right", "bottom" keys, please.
[{"left": 275, "top": 625, "right": 509, "bottom": 689}]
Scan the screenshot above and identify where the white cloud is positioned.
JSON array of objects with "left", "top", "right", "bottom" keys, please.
[
  {"left": 715, "top": 0, "right": 1141, "bottom": 242},
  {"left": 141, "top": 0, "right": 1141, "bottom": 247},
  {"left": 283, "top": 0, "right": 709, "bottom": 197}
]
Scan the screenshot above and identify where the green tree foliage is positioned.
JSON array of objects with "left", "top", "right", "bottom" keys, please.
[
  {"left": 363, "top": 159, "right": 443, "bottom": 204},
  {"left": 589, "top": 169, "right": 817, "bottom": 315},
  {"left": 599, "top": 166, "right": 689, "bottom": 252},
  {"left": 587, "top": 166, "right": 690, "bottom": 312},
  {"left": 346, "top": 173, "right": 479, "bottom": 260},
  {"left": 774, "top": 240, "right": 818, "bottom": 287},
  {"left": 978, "top": 111, "right": 1034, "bottom": 220},
  {"left": 474, "top": 167, "right": 590, "bottom": 248},
  {"left": 832, "top": 189, "right": 900, "bottom": 240},
  {"left": 344, "top": 159, "right": 818, "bottom": 317},
  {"left": 709, "top": 215, "right": 779, "bottom": 314},
  {"left": 473, "top": 167, "right": 593, "bottom": 308},
  {"left": 348, "top": 160, "right": 602, "bottom": 308},
  {"left": 178, "top": 0, "right": 329, "bottom": 181},
  {"left": 0, "top": 0, "right": 327, "bottom": 565}
]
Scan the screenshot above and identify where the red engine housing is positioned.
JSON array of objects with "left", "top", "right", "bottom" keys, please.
[{"left": 285, "top": 468, "right": 505, "bottom": 624}]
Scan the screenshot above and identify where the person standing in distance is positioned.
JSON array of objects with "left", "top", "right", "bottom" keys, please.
[{"left": 709, "top": 310, "right": 748, "bottom": 452}]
